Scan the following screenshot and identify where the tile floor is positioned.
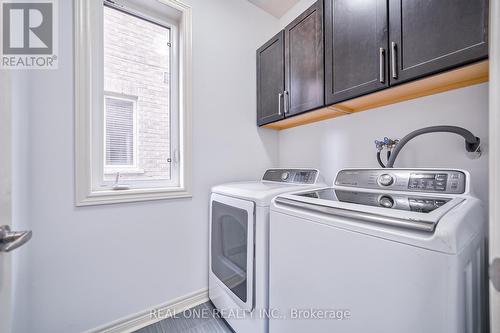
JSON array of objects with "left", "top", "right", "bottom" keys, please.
[{"left": 135, "top": 302, "right": 233, "bottom": 333}]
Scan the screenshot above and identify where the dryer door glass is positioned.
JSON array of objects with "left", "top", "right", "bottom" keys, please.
[{"left": 211, "top": 201, "right": 252, "bottom": 304}]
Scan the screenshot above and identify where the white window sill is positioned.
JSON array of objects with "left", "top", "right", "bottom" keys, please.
[{"left": 76, "top": 187, "right": 192, "bottom": 206}]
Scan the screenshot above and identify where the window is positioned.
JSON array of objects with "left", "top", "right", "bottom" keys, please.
[
  {"left": 75, "top": 0, "right": 192, "bottom": 205},
  {"left": 104, "top": 94, "right": 137, "bottom": 169}
]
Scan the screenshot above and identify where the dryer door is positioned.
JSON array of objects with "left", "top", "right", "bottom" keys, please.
[{"left": 210, "top": 193, "right": 255, "bottom": 311}]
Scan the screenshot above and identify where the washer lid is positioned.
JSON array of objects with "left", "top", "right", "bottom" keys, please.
[
  {"left": 274, "top": 188, "right": 464, "bottom": 232},
  {"left": 212, "top": 181, "right": 324, "bottom": 206}
]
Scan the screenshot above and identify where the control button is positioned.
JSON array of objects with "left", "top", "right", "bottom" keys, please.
[
  {"left": 435, "top": 174, "right": 447, "bottom": 181},
  {"left": 281, "top": 172, "right": 290, "bottom": 181},
  {"left": 379, "top": 196, "right": 394, "bottom": 208},
  {"left": 378, "top": 174, "right": 394, "bottom": 186}
]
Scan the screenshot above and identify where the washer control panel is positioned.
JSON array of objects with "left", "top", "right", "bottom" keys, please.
[
  {"left": 335, "top": 169, "right": 466, "bottom": 194},
  {"left": 263, "top": 169, "right": 318, "bottom": 184}
]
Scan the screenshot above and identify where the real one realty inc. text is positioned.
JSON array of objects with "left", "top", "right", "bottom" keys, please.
[{"left": 151, "top": 307, "right": 352, "bottom": 321}]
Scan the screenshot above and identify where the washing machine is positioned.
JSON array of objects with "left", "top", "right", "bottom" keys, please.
[
  {"left": 209, "top": 168, "right": 325, "bottom": 333},
  {"left": 269, "top": 168, "right": 487, "bottom": 333}
]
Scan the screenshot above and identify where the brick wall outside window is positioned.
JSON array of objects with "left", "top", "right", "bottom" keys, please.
[{"left": 103, "top": 6, "right": 171, "bottom": 182}]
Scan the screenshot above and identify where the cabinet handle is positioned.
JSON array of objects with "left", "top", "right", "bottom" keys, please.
[
  {"left": 278, "top": 92, "right": 283, "bottom": 115},
  {"left": 379, "top": 48, "right": 385, "bottom": 83},
  {"left": 284, "top": 90, "right": 289, "bottom": 114},
  {"left": 391, "top": 42, "right": 398, "bottom": 79}
]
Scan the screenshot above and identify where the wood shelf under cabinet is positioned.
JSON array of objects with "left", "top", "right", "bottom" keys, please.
[{"left": 263, "top": 60, "right": 489, "bottom": 130}]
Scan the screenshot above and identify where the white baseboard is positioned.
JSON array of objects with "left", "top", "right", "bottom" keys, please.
[{"left": 84, "top": 288, "right": 209, "bottom": 333}]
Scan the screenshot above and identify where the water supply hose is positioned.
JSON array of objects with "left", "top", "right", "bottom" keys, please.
[
  {"left": 377, "top": 151, "right": 386, "bottom": 168},
  {"left": 386, "top": 126, "right": 481, "bottom": 168}
]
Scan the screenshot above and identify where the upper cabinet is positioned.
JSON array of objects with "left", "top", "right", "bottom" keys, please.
[
  {"left": 325, "top": 0, "right": 388, "bottom": 105},
  {"left": 256, "top": 31, "right": 285, "bottom": 126},
  {"left": 257, "top": 1, "right": 324, "bottom": 126},
  {"left": 257, "top": 0, "right": 489, "bottom": 128},
  {"left": 389, "top": 0, "right": 489, "bottom": 85},
  {"left": 285, "top": 0, "right": 324, "bottom": 116}
]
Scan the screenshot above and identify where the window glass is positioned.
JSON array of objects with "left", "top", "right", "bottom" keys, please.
[{"left": 103, "top": 5, "right": 172, "bottom": 183}]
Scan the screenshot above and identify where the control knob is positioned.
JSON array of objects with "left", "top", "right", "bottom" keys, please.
[
  {"left": 379, "top": 196, "right": 394, "bottom": 208},
  {"left": 378, "top": 174, "right": 394, "bottom": 186},
  {"left": 281, "top": 172, "right": 290, "bottom": 181}
]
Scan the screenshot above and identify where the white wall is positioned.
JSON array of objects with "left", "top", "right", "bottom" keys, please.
[
  {"left": 10, "top": 1, "right": 279, "bottom": 332},
  {"left": 278, "top": 0, "right": 315, "bottom": 27},
  {"left": 279, "top": 83, "right": 490, "bottom": 205}
]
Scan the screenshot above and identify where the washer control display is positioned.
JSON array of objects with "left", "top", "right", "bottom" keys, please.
[
  {"left": 408, "top": 173, "right": 448, "bottom": 191},
  {"left": 293, "top": 171, "right": 311, "bottom": 183}
]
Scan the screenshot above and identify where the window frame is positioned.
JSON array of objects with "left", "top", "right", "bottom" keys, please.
[{"left": 75, "top": 0, "right": 192, "bottom": 206}]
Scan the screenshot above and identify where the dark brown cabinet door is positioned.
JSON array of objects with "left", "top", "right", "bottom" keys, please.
[
  {"left": 257, "top": 31, "right": 285, "bottom": 126},
  {"left": 324, "top": 0, "right": 389, "bottom": 105},
  {"left": 284, "top": 0, "right": 324, "bottom": 116},
  {"left": 389, "top": 0, "right": 488, "bottom": 85}
]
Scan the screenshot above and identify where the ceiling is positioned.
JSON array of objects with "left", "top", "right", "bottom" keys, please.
[{"left": 247, "top": 0, "right": 301, "bottom": 18}]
